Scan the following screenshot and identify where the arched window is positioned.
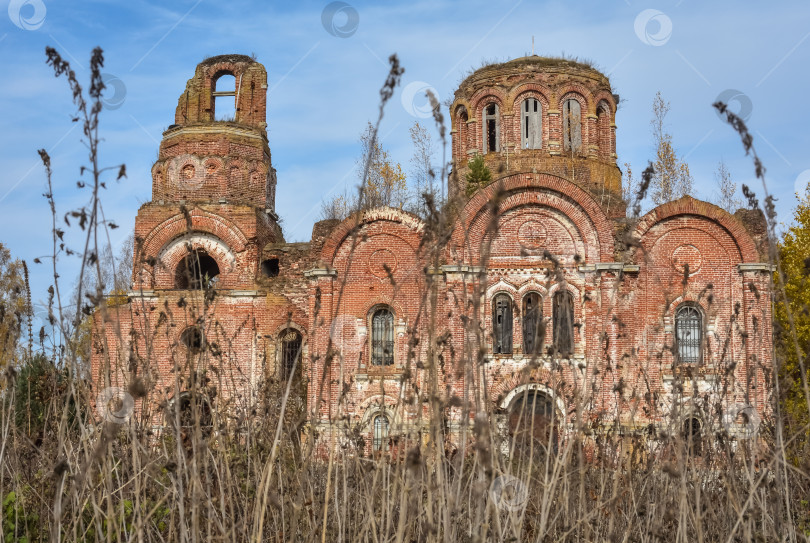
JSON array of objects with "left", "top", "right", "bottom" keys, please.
[
  {"left": 180, "top": 326, "right": 204, "bottom": 354},
  {"left": 279, "top": 329, "right": 302, "bottom": 380},
  {"left": 175, "top": 250, "right": 220, "bottom": 289},
  {"left": 562, "top": 98, "right": 582, "bottom": 152},
  {"left": 213, "top": 73, "right": 236, "bottom": 121},
  {"left": 682, "top": 417, "right": 702, "bottom": 456},
  {"left": 372, "top": 414, "right": 390, "bottom": 451},
  {"left": 522, "top": 292, "right": 544, "bottom": 355},
  {"left": 492, "top": 293, "right": 513, "bottom": 354},
  {"left": 371, "top": 308, "right": 394, "bottom": 366},
  {"left": 552, "top": 290, "right": 574, "bottom": 355},
  {"left": 483, "top": 103, "right": 500, "bottom": 153},
  {"left": 456, "top": 106, "right": 469, "bottom": 158},
  {"left": 166, "top": 389, "right": 213, "bottom": 437},
  {"left": 521, "top": 98, "right": 542, "bottom": 149},
  {"left": 509, "top": 390, "right": 557, "bottom": 454},
  {"left": 596, "top": 103, "right": 611, "bottom": 159},
  {"left": 675, "top": 304, "right": 702, "bottom": 364}
]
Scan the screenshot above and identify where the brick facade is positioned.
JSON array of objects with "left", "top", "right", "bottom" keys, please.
[{"left": 92, "top": 55, "right": 773, "bottom": 455}]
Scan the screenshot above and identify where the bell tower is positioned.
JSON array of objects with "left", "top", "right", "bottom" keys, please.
[
  {"left": 149, "top": 54, "right": 277, "bottom": 212},
  {"left": 132, "top": 55, "right": 281, "bottom": 292}
]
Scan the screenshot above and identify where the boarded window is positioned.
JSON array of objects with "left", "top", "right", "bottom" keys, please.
[
  {"left": 371, "top": 308, "right": 394, "bottom": 366},
  {"left": 483, "top": 103, "right": 500, "bottom": 153},
  {"left": 522, "top": 292, "right": 544, "bottom": 355},
  {"left": 562, "top": 98, "right": 582, "bottom": 152},
  {"left": 280, "top": 329, "right": 302, "bottom": 380},
  {"left": 493, "top": 293, "right": 513, "bottom": 354},
  {"left": 521, "top": 98, "right": 542, "bottom": 149},
  {"left": 553, "top": 291, "right": 574, "bottom": 355},
  {"left": 372, "top": 414, "right": 390, "bottom": 451},
  {"left": 675, "top": 304, "right": 702, "bottom": 364}
]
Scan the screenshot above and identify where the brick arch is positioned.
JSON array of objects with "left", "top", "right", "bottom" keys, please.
[
  {"left": 320, "top": 207, "right": 425, "bottom": 263},
  {"left": 452, "top": 101, "right": 472, "bottom": 163},
  {"left": 141, "top": 209, "right": 248, "bottom": 261},
  {"left": 634, "top": 196, "right": 758, "bottom": 263},
  {"left": 508, "top": 82, "right": 554, "bottom": 109},
  {"left": 486, "top": 279, "right": 519, "bottom": 300},
  {"left": 517, "top": 280, "right": 549, "bottom": 298},
  {"left": 499, "top": 383, "right": 567, "bottom": 423},
  {"left": 556, "top": 85, "right": 594, "bottom": 113},
  {"left": 491, "top": 368, "right": 562, "bottom": 407},
  {"left": 592, "top": 90, "right": 617, "bottom": 117},
  {"left": 452, "top": 173, "right": 615, "bottom": 263},
  {"left": 360, "top": 297, "right": 407, "bottom": 323},
  {"left": 468, "top": 88, "right": 508, "bottom": 112},
  {"left": 151, "top": 232, "right": 237, "bottom": 289},
  {"left": 451, "top": 100, "right": 472, "bottom": 128}
]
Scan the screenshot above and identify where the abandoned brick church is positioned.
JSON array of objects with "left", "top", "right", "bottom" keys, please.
[{"left": 92, "top": 54, "right": 773, "bottom": 453}]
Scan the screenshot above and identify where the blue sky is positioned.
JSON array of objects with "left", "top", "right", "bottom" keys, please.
[{"left": 2, "top": 0, "right": 809, "bottom": 326}]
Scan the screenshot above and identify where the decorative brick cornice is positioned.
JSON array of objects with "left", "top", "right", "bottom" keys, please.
[
  {"left": 737, "top": 263, "right": 774, "bottom": 273},
  {"left": 303, "top": 267, "right": 337, "bottom": 278}
]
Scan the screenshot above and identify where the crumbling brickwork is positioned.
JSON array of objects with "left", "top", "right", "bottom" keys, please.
[{"left": 92, "top": 54, "right": 773, "bottom": 456}]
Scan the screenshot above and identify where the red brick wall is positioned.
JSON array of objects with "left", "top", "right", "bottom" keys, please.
[{"left": 91, "top": 56, "right": 773, "bottom": 455}]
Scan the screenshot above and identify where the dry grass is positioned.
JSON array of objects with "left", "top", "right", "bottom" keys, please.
[{"left": 0, "top": 47, "right": 807, "bottom": 543}]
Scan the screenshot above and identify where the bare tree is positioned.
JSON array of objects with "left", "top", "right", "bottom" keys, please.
[
  {"left": 408, "top": 121, "right": 438, "bottom": 215},
  {"left": 320, "top": 122, "right": 408, "bottom": 220},
  {"left": 357, "top": 122, "right": 408, "bottom": 209},
  {"left": 714, "top": 159, "right": 742, "bottom": 212},
  {"left": 319, "top": 190, "right": 353, "bottom": 221},
  {"left": 622, "top": 161, "right": 640, "bottom": 207},
  {"left": 650, "top": 91, "right": 694, "bottom": 205}
]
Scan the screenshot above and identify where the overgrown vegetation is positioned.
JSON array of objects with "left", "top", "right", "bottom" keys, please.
[
  {"left": 465, "top": 153, "right": 492, "bottom": 197},
  {"left": 0, "top": 46, "right": 807, "bottom": 543}
]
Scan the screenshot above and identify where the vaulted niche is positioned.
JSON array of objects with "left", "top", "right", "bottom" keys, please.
[{"left": 176, "top": 250, "right": 220, "bottom": 289}]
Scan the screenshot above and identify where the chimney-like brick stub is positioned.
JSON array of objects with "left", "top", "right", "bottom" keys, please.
[
  {"left": 150, "top": 55, "right": 274, "bottom": 209},
  {"left": 174, "top": 54, "right": 268, "bottom": 129}
]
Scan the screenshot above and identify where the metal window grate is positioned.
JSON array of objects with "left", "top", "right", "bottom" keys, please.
[
  {"left": 372, "top": 414, "right": 389, "bottom": 451},
  {"left": 371, "top": 308, "right": 394, "bottom": 366},
  {"left": 553, "top": 291, "right": 574, "bottom": 355},
  {"left": 280, "top": 329, "right": 302, "bottom": 380},
  {"left": 493, "top": 294, "right": 513, "bottom": 354},
  {"left": 675, "top": 305, "right": 702, "bottom": 363},
  {"left": 522, "top": 292, "right": 544, "bottom": 355}
]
